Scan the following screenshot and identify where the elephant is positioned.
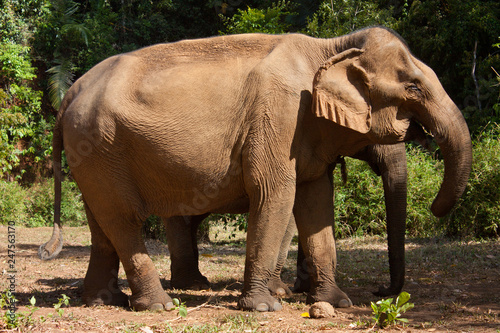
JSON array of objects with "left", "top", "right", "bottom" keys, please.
[
  {"left": 39, "top": 27, "right": 472, "bottom": 312},
  {"left": 165, "top": 141, "right": 424, "bottom": 299},
  {"left": 164, "top": 213, "right": 297, "bottom": 297},
  {"left": 294, "top": 142, "right": 413, "bottom": 296}
]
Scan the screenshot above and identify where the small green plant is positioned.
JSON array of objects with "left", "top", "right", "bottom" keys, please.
[
  {"left": 172, "top": 298, "right": 187, "bottom": 318},
  {"left": 0, "top": 292, "right": 42, "bottom": 329},
  {"left": 53, "top": 294, "right": 70, "bottom": 317},
  {"left": 22, "top": 296, "right": 39, "bottom": 327},
  {"left": 371, "top": 291, "right": 414, "bottom": 328},
  {"left": 0, "top": 290, "right": 19, "bottom": 329}
]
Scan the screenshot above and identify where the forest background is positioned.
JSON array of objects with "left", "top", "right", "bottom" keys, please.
[{"left": 0, "top": 0, "right": 499, "bottom": 239}]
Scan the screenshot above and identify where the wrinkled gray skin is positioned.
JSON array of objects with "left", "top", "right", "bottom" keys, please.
[
  {"left": 166, "top": 141, "right": 417, "bottom": 298},
  {"left": 39, "top": 27, "right": 472, "bottom": 312}
]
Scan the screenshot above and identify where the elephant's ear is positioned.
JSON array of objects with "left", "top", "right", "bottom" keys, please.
[{"left": 312, "top": 48, "right": 372, "bottom": 134}]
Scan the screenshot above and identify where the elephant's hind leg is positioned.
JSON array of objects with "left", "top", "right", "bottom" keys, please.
[
  {"left": 266, "top": 215, "right": 296, "bottom": 297},
  {"left": 108, "top": 217, "right": 173, "bottom": 311},
  {"left": 82, "top": 202, "right": 129, "bottom": 307},
  {"left": 164, "top": 215, "right": 210, "bottom": 290},
  {"left": 84, "top": 202, "right": 173, "bottom": 311}
]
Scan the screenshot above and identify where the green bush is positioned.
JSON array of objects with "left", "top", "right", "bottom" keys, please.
[
  {"left": 442, "top": 123, "right": 500, "bottom": 238},
  {"left": 0, "top": 181, "right": 27, "bottom": 224},
  {"left": 334, "top": 144, "right": 443, "bottom": 239},
  {"left": 304, "top": 0, "right": 397, "bottom": 38},
  {"left": 405, "top": 145, "right": 442, "bottom": 237},
  {"left": 0, "top": 179, "right": 85, "bottom": 227},
  {"left": 0, "top": 38, "right": 54, "bottom": 180},
  {"left": 334, "top": 158, "right": 386, "bottom": 238},
  {"left": 221, "top": 1, "right": 295, "bottom": 34}
]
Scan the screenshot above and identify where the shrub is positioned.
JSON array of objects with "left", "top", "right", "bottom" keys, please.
[
  {"left": 0, "top": 179, "right": 85, "bottom": 227},
  {"left": 221, "top": 1, "right": 295, "bottom": 34},
  {"left": 442, "top": 123, "right": 500, "bottom": 238},
  {"left": 334, "top": 144, "right": 443, "bottom": 239},
  {"left": 0, "top": 181, "right": 27, "bottom": 224},
  {"left": 405, "top": 145, "right": 441, "bottom": 236},
  {"left": 334, "top": 158, "right": 386, "bottom": 238},
  {"left": 0, "top": 40, "right": 54, "bottom": 180}
]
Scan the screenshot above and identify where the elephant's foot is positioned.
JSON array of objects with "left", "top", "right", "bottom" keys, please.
[
  {"left": 83, "top": 288, "right": 130, "bottom": 308},
  {"left": 267, "top": 277, "right": 292, "bottom": 297},
  {"left": 373, "top": 283, "right": 403, "bottom": 297},
  {"left": 292, "top": 276, "right": 311, "bottom": 293},
  {"left": 306, "top": 285, "right": 352, "bottom": 308},
  {"left": 171, "top": 273, "right": 210, "bottom": 291},
  {"left": 238, "top": 291, "right": 282, "bottom": 312},
  {"left": 130, "top": 289, "right": 174, "bottom": 311}
]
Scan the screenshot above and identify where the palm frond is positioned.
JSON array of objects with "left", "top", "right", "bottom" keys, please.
[
  {"left": 47, "top": 59, "right": 74, "bottom": 110},
  {"left": 61, "top": 23, "right": 91, "bottom": 46}
]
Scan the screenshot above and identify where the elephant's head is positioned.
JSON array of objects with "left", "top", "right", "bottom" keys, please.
[{"left": 312, "top": 27, "right": 472, "bottom": 217}]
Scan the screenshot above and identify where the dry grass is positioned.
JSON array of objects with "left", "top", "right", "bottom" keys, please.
[{"left": 0, "top": 225, "right": 499, "bottom": 332}]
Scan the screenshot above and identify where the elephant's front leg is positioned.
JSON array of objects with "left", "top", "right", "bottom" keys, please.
[
  {"left": 237, "top": 184, "right": 296, "bottom": 312},
  {"left": 294, "top": 173, "right": 352, "bottom": 308}
]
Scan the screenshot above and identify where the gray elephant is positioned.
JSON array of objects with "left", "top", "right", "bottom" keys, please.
[
  {"left": 166, "top": 141, "right": 421, "bottom": 298},
  {"left": 39, "top": 27, "right": 472, "bottom": 312}
]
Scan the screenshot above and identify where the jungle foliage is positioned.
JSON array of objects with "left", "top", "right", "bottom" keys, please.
[{"left": 0, "top": 0, "right": 499, "bottom": 238}]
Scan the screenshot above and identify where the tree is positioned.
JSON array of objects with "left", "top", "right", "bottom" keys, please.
[
  {"left": 221, "top": 1, "right": 296, "bottom": 34},
  {"left": 304, "top": 0, "right": 397, "bottom": 38},
  {"left": 398, "top": 0, "right": 500, "bottom": 133},
  {"left": 0, "top": 1, "right": 51, "bottom": 181}
]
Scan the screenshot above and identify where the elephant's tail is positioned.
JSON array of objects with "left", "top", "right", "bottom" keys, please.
[{"left": 38, "top": 118, "right": 64, "bottom": 260}]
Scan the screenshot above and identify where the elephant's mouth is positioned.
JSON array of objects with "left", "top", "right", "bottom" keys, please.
[{"left": 403, "top": 120, "right": 433, "bottom": 150}]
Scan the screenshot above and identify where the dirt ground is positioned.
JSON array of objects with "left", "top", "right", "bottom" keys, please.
[{"left": 1, "top": 225, "right": 499, "bottom": 332}]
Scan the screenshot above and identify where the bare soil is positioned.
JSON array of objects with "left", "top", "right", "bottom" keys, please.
[{"left": 1, "top": 225, "right": 499, "bottom": 332}]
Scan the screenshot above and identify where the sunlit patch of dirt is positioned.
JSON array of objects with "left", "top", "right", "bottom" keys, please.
[{"left": 1, "top": 226, "right": 499, "bottom": 332}]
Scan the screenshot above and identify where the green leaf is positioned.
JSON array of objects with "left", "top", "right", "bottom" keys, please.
[
  {"left": 396, "top": 292, "right": 410, "bottom": 308},
  {"left": 400, "top": 302, "right": 415, "bottom": 313},
  {"left": 178, "top": 306, "right": 187, "bottom": 318},
  {"left": 47, "top": 59, "right": 74, "bottom": 110},
  {"left": 29, "top": 296, "right": 36, "bottom": 306}
]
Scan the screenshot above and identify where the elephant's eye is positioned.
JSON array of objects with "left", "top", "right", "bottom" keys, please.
[{"left": 406, "top": 84, "right": 422, "bottom": 96}]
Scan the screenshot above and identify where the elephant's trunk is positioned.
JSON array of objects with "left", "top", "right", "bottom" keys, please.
[{"left": 421, "top": 98, "right": 472, "bottom": 217}]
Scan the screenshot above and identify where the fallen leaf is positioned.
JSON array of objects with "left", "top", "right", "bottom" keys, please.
[
  {"left": 301, "top": 312, "right": 310, "bottom": 318},
  {"left": 201, "top": 253, "right": 214, "bottom": 258}
]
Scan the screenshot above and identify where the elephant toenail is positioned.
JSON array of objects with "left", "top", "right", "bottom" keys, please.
[
  {"left": 165, "top": 302, "right": 174, "bottom": 310},
  {"left": 256, "top": 303, "right": 269, "bottom": 312},
  {"left": 338, "top": 299, "right": 352, "bottom": 308},
  {"left": 275, "top": 287, "right": 286, "bottom": 297},
  {"left": 273, "top": 302, "right": 283, "bottom": 311},
  {"left": 149, "top": 303, "right": 165, "bottom": 311}
]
